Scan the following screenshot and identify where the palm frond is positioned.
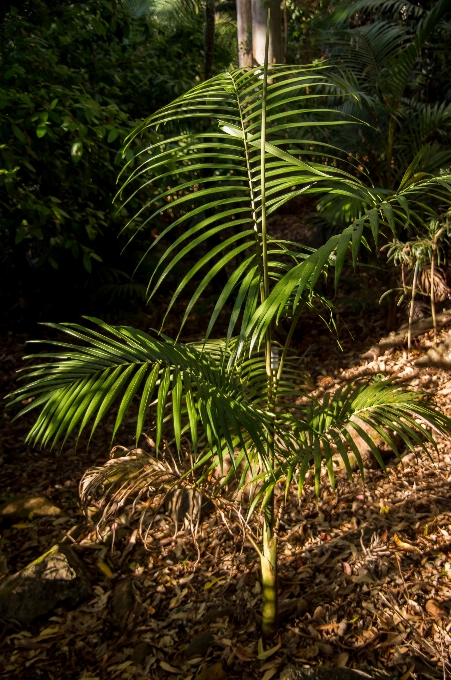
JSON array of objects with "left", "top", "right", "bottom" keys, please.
[
  {"left": 250, "top": 379, "right": 451, "bottom": 505},
  {"left": 6, "top": 318, "right": 279, "bottom": 463}
]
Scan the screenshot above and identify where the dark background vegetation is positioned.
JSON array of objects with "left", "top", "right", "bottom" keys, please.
[{"left": 2, "top": 0, "right": 451, "bottom": 337}]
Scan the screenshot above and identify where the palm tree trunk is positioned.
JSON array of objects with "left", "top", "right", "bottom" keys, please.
[
  {"left": 204, "top": 0, "right": 215, "bottom": 80},
  {"left": 237, "top": 0, "right": 252, "bottom": 67},
  {"left": 259, "top": 9, "right": 279, "bottom": 637},
  {"left": 251, "top": 0, "right": 283, "bottom": 65},
  {"left": 261, "top": 499, "right": 278, "bottom": 636}
]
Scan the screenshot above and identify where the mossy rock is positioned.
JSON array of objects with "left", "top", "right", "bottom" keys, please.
[{"left": 0, "top": 543, "right": 91, "bottom": 623}]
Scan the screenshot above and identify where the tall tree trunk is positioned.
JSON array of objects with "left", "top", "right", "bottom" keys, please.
[
  {"left": 283, "top": 0, "right": 288, "bottom": 63},
  {"left": 251, "top": 0, "right": 283, "bottom": 65},
  {"left": 237, "top": 0, "right": 252, "bottom": 67},
  {"left": 204, "top": 0, "right": 215, "bottom": 80}
]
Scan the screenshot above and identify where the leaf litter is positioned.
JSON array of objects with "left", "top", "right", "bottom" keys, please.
[{"left": 2, "top": 294, "right": 451, "bottom": 679}]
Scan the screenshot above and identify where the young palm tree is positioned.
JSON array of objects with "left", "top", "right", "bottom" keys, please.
[{"left": 7, "top": 41, "right": 451, "bottom": 635}]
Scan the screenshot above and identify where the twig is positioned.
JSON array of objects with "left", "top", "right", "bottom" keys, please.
[{"left": 408, "top": 259, "right": 420, "bottom": 353}]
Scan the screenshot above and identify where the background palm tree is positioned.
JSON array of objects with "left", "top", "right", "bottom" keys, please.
[{"left": 320, "top": 0, "right": 451, "bottom": 189}]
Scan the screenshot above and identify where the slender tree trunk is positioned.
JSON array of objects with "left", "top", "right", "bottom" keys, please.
[
  {"left": 251, "top": 0, "right": 283, "bottom": 65},
  {"left": 237, "top": 0, "right": 252, "bottom": 67},
  {"left": 431, "top": 245, "right": 437, "bottom": 345},
  {"left": 204, "top": 0, "right": 215, "bottom": 80},
  {"left": 261, "top": 500, "right": 278, "bottom": 636},
  {"left": 408, "top": 259, "right": 419, "bottom": 353},
  {"left": 431, "top": 227, "right": 445, "bottom": 345},
  {"left": 283, "top": 0, "right": 288, "bottom": 63}
]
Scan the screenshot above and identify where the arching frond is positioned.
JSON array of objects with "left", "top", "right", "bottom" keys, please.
[
  {"left": 251, "top": 379, "right": 451, "bottom": 507},
  {"left": 7, "top": 319, "right": 451, "bottom": 516}
]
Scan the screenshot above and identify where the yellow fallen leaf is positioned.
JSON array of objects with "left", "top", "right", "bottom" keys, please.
[
  {"left": 393, "top": 533, "right": 420, "bottom": 553},
  {"left": 400, "top": 663, "right": 415, "bottom": 680},
  {"left": 335, "top": 651, "right": 349, "bottom": 668},
  {"left": 111, "top": 661, "right": 132, "bottom": 671},
  {"left": 262, "top": 668, "right": 278, "bottom": 680},
  {"left": 204, "top": 575, "right": 226, "bottom": 590},
  {"left": 257, "top": 635, "right": 281, "bottom": 660},
  {"left": 97, "top": 561, "right": 114, "bottom": 579},
  {"left": 160, "top": 661, "right": 182, "bottom": 673},
  {"left": 38, "top": 625, "right": 60, "bottom": 639},
  {"left": 12, "top": 523, "right": 31, "bottom": 529},
  {"left": 260, "top": 660, "right": 280, "bottom": 671}
]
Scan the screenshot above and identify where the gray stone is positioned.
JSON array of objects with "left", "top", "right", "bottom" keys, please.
[
  {"left": 0, "top": 544, "right": 91, "bottom": 623},
  {"left": 0, "top": 495, "right": 63, "bottom": 522},
  {"left": 280, "top": 667, "right": 393, "bottom": 680},
  {"left": 185, "top": 631, "right": 214, "bottom": 658}
]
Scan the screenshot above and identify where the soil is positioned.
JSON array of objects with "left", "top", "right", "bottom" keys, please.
[{"left": 1, "top": 263, "right": 451, "bottom": 680}]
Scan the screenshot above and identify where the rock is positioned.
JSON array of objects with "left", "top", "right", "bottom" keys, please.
[
  {"left": 185, "top": 630, "right": 214, "bottom": 658},
  {"left": 111, "top": 578, "right": 135, "bottom": 624},
  {"left": 280, "top": 667, "right": 394, "bottom": 680},
  {"left": 131, "top": 641, "right": 153, "bottom": 665},
  {"left": 0, "top": 544, "right": 91, "bottom": 623},
  {"left": 0, "top": 495, "right": 63, "bottom": 523}
]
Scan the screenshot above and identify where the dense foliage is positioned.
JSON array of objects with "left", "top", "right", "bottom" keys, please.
[{"left": 0, "top": 0, "right": 234, "bottom": 324}]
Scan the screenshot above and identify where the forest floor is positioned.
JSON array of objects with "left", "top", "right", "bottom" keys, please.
[{"left": 2, "top": 269, "right": 451, "bottom": 680}]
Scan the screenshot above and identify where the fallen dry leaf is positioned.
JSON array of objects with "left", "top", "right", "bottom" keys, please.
[
  {"left": 425, "top": 599, "right": 446, "bottom": 621},
  {"left": 335, "top": 651, "right": 349, "bottom": 667},
  {"left": 257, "top": 635, "right": 281, "bottom": 660},
  {"left": 196, "top": 661, "right": 226, "bottom": 680},
  {"left": 96, "top": 560, "right": 114, "bottom": 578},
  {"left": 393, "top": 533, "right": 420, "bottom": 554}
]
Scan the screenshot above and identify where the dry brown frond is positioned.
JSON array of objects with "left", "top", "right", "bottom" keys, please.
[
  {"left": 409, "top": 266, "right": 451, "bottom": 301},
  {"left": 79, "top": 448, "right": 181, "bottom": 546}
]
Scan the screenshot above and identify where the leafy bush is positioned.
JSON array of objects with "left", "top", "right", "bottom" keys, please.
[{"left": 0, "top": 0, "right": 234, "bottom": 323}]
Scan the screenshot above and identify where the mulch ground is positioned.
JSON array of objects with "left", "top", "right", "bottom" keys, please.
[{"left": 2, "top": 269, "right": 451, "bottom": 680}]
